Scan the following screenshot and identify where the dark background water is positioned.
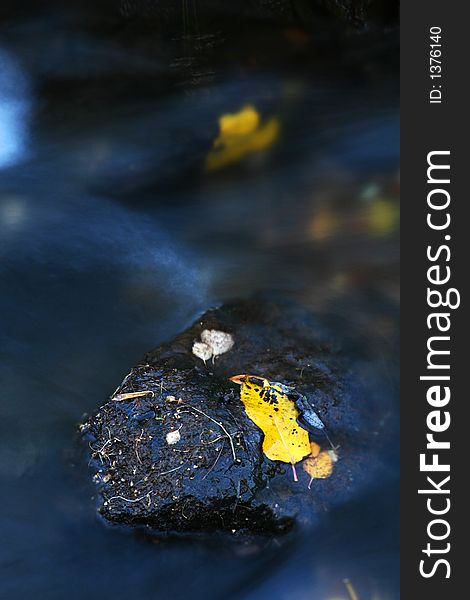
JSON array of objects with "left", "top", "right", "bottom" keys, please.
[{"left": 0, "top": 3, "right": 399, "bottom": 599}]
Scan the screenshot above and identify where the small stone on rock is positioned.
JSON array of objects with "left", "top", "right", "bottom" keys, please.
[{"left": 166, "top": 429, "right": 181, "bottom": 445}]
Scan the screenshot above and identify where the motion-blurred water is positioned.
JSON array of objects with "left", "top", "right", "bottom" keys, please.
[{"left": 0, "top": 4, "right": 399, "bottom": 600}]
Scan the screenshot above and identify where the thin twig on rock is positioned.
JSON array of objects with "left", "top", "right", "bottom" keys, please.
[
  {"left": 180, "top": 403, "right": 238, "bottom": 462},
  {"left": 203, "top": 440, "right": 225, "bottom": 480}
]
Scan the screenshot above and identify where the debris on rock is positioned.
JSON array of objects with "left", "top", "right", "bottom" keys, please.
[
  {"left": 192, "top": 329, "right": 234, "bottom": 363},
  {"left": 80, "top": 298, "right": 394, "bottom": 536},
  {"left": 200, "top": 329, "right": 234, "bottom": 357},
  {"left": 303, "top": 442, "right": 338, "bottom": 488},
  {"left": 165, "top": 429, "right": 181, "bottom": 445},
  {"left": 191, "top": 341, "right": 213, "bottom": 364}
]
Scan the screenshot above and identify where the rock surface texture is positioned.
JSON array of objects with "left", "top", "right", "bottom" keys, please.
[{"left": 81, "top": 298, "right": 392, "bottom": 536}]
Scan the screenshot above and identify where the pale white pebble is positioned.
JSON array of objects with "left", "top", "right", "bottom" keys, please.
[
  {"left": 166, "top": 429, "right": 181, "bottom": 445},
  {"left": 200, "top": 330, "right": 234, "bottom": 357},
  {"left": 192, "top": 341, "right": 213, "bottom": 363}
]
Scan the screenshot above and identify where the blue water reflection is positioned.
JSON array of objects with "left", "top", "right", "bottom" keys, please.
[{"left": 0, "top": 6, "right": 398, "bottom": 600}]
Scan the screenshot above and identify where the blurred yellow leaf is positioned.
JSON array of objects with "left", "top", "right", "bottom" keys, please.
[
  {"left": 219, "top": 105, "right": 260, "bottom": 137},
  {"left": 206, "top": 105, "right": 280, "bottom": 171},
  {"left": 368, "top": 198, "right": 399, "bottom": 236},
  {"left": 230, "top": 374, "right": 310, "bottom": 480}
]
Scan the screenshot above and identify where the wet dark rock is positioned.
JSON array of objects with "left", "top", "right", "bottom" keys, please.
[{"left": 81, "top": 297, "right": 395, "bottom": 536}]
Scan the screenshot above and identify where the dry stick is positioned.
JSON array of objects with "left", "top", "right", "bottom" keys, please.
[
  {"left": 202, "top": 440, "right": 225, "bottom": 480},
  {"left": 232, "top": 479, "right": 241, "bottom": 513},
  {"left": 155, "top": 465, "right": 185, "bottom": 477},
  {"left": 113, "top": 390, "right": 154, "bottom": 402},
  {"left": 89, "top": 427, "right": 116, "bottom": 463},
  {"left": 133, "top": 463, "right": 186, "bottom": 487},
  {"left": 323, "top": 428, "right": 339, "bottom": 452},
  {"left": 134, "top": 429, "right": 146, "bottom": 464},
  {"left": 159, "top": 378, "right": 168, "bottom": 395},
  {"left": 111, "top": 370, "right": 133, "bottom": 398},
  {"left": 89, "top": 438, "right": 111, "bottom": 458},
  {"left": 181, "top": 404, "right": 237, "bottom": 462},
  {"left": 225, "top": 408, "right": 246, "bottom": 450},
  {"left": 107, "top": 491, "right": 152, "bottom": 504},
  {"left": 200, "top": 432, "right": 226, "bottom": 445},
  {"left": 107, "top": 465, "right": 186, "bottom": 506}
]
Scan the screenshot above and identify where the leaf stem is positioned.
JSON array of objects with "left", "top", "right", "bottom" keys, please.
[{"left": 291, "top": 463, "right": 298, "bottom": 482}]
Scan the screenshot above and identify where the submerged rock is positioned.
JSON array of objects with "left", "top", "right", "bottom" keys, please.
[{"left": 81, "top": 298, "right": 393, "bottom": 536}]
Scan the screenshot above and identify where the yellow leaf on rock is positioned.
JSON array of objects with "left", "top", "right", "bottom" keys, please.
[
  {"left": 230, "top": 374, "right": 311, "bottom": 467},
  {"left": 303, "top": 446, "right": 337, "bottom": 488}
]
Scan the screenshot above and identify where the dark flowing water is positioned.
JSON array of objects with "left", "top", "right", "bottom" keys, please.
[{"left": 0, "top": 4, "right": 399, "bottom": 599}]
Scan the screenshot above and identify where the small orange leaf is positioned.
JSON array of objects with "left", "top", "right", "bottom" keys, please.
[
  {"left": 303, "top": 447, "right": 337, "bottom": 488},
  {"left": 309, "top": 441, "right": 321, "bottom": 458}
]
